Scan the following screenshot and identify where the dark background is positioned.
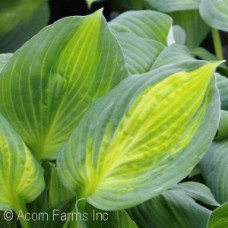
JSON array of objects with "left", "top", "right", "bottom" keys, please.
[
  {"left": 48, "top": 0, "right": 110, "bottom": 23},
  {"left": 48, "top": 0, "right": 227, "bottom": 58}
]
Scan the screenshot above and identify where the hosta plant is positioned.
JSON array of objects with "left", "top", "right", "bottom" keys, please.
[{"left": 0, "top": 7, "right": 227, "bottom": 228}]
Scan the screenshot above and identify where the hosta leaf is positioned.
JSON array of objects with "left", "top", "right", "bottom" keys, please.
[
  {"left": 0, "top": 10, "right": 127, "bottom": 160},
  {"left": 49, "top": 164, "right": 75, "bottom": 207},
  {"left": 144, "top": 0, "right": 200, "bottom": 12},
  {"left": 214, "top": 110, "right": 228, "bottom": 141},
  {"left": 33, "top": 198, "right": 75, "bottom": 228},
  {"left": 111, "top": 32, "right": 165, "bottom": 75},
  {"left": 191, "top": 47, "right": 218, "bottom": 61},
  {"left": 0, "top": 53, "right": 12, "bottom": 72},
  {"left": 216, "top": 73, "right": 228, "bottom": 110},
  {"left": 0, "top": 114, "right": 45, "bottom": 211},
  {"left": 0, "top": 211, "right": 18, "bottom": 228},
  {"left": 151, "top": 44, "right": 205, "bottom": 70},
  {"left": 199, "top": 0, "right": 228, "bottom": 31},
  {"left": 200, "top": 140, "right": 228, "bottom": 204},
  {"left": 76, "top": 202, "right": 137, "bottom": 228},
  {"left": 109, "top": 10, "right": 173, "bottom": 46},
  {"left": 172, "top": 182, "right": 219, "bottom": 206},
  {"left": 208, "top": 203, "right": 228, "bottom": 228},
  {"left": 169, "top": 10, "right": 210, "bottom": 49},
  {"left": 58, "top": 62, "right": 220, "bottom": 210},
  {"left": 109, "top": 10, "right": 173, "bottom": 74},
  {"left": 128, "top": 182, "right": 217, "bottom": 228},
  {"left": 172, "top": 25, "right": 186, "bottom": 45},
  {"left": 0, "top": 0, "right": 49, "bottom": 52}
]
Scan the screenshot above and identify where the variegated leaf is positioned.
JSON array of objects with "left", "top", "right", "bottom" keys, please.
[{"left": 58, "top": 62, "right": 220, "bottom": 210}]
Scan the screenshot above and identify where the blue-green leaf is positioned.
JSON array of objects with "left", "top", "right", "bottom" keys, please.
[
  {"left": 199, "top": 0, "right": 228, "bottom": 31},
  {"left": 128, "top": 182, "right": 218, "bottom": 228},
  {"left": 58, "top": 62, "right": 220, "bottom": 210},
  {"left": 144, "top": 0, "right": 200, "bottom": 12},
  {"left": 200, "top": 140, "right": 228, "bottom": 204}
]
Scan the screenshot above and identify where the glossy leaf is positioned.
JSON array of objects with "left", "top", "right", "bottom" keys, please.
[
  {"left": 0, "top": 10, "right": 127, "bottom": 160},
  {"left": 0, "top": 113, "right": 45, "bottom": 211},
  {"left": 0, "top": 0, "right": 49, "bottom": 52},
  {"left": 0, "top": 53, "right": 12, "bottom": 72},
  {"left": 169, "top": 10, "right": 210, "bottom": 49},
  {"left": 200, "top": 140, "right": 228, "bottom": 204},
  {"left": 208, "top": 203, "right": 228, "bottom": 228},
  {"left": 199, "top": 0, "right": 228, "bottom": 31},
  {"left": 128, "top": 182, "right": 218, "bottom": 228},
  {"left": 144, "top": 0, "right": 200, "bottom": 12},
  {"left": 58, "top": 62, "right": 220, "bottom": 210}
]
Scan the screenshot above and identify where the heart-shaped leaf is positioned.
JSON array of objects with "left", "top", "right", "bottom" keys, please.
[
  {"left": 58, "top": 62, "right": 220, "bottom": 210},
  {"left": 0, "top": 10, "right": 127, "bottom": 160}
]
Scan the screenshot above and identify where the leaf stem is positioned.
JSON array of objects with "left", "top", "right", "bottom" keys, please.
[
  {"left": 14, "top": 199, "right": 32, "bottom": 228},
  {"left": 211, "top": 28, "right": 224, "bottom": 60}
]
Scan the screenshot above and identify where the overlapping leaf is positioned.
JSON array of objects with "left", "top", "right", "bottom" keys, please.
[
  {"left": 58, "top": 62, "right": 220, "bottom": 210},
  {"left": 151, "top": 44, "right": 205, "bottom": 70},
  {"left": 0, "top": 114, "right": 45, "bottom": 211},
  {"left": 172, "top": 25, "right": 186, "bottom": 45},
  {"left": 199, "top": 0, "right": 228, "bottom": 31},
  {"left": 48, "top": 164, "right": 75, "bottom": 207},
  {"left": 109, "top": 10, "right": 173, "bottom": 45},
  {"left": 0, "top": 0, "right": 49, "bottom": 52},
  {"left": 128, "top": 182, "right": 219, "bottom": 228},
  {"left": 0, "top": 10, "right": 127, "bottom": 160},
  {"left": 200, "top": 140, "right": 228, "bottom": 204},
  {"left": 108, "top": 10, "right": 172, "bottom": 74},
  {"left": 208, "top": 203, "right": 228, "bottom": 228},
  {"left": 169, "top": 10, "right": 210, "bottom": 49},
  {"left": 0, "top": 53, "right": 12, "bottom": 72},
  {"left": 214, "top": 110, "right": 228, "bottom": 140}
]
